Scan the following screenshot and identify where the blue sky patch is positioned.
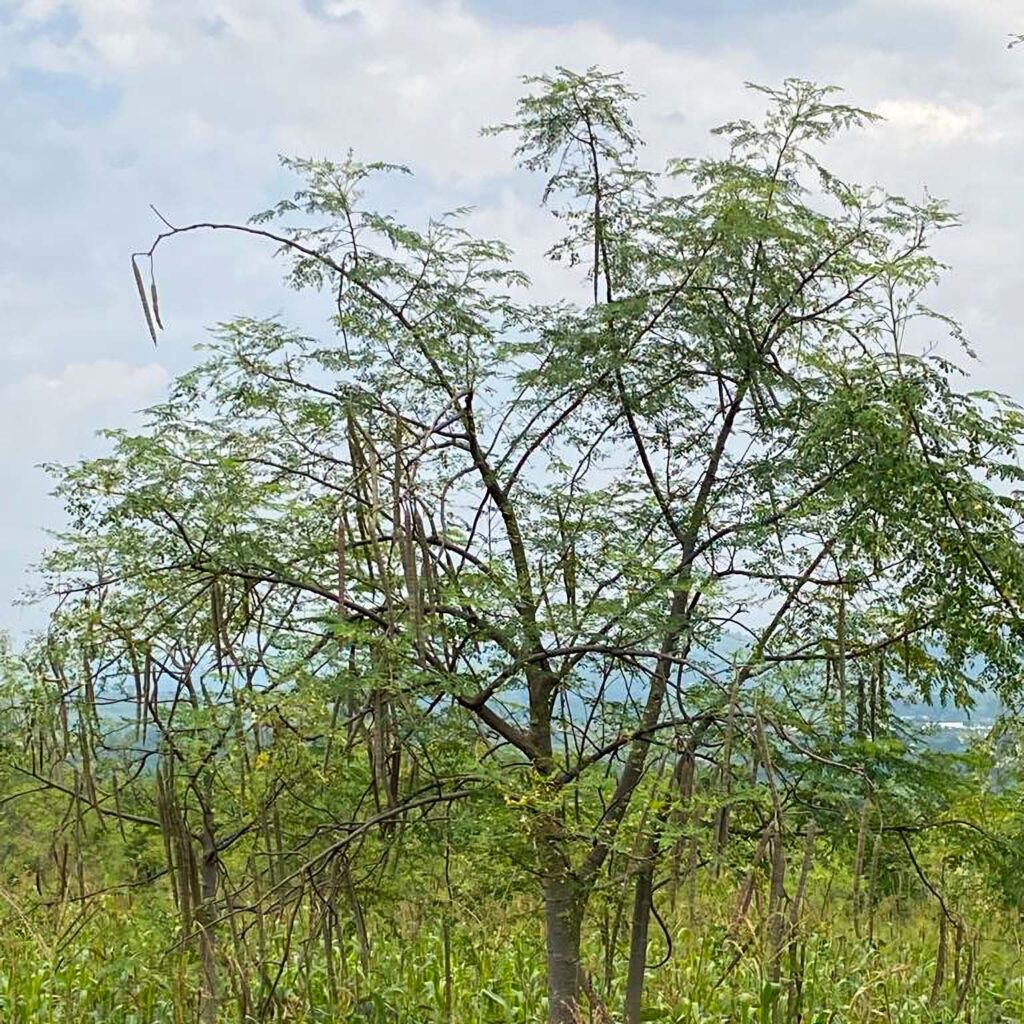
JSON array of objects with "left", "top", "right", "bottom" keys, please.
[{"left": 8, "top": 66, "right": 118, "bottom": 124}]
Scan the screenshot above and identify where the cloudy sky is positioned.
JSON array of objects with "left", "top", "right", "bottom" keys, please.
[{"left": 1, "top": 0, "right": 1022, "bottom": 634}]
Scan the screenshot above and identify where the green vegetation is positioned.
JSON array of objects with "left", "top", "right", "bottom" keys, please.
[{"left": 5, "top": 69, "right": 1024, "bottom": 1022}]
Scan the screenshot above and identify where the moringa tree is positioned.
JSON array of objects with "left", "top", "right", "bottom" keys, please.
[{"left": 40, "top": 69, "right": 1024, "bottom": 1022}]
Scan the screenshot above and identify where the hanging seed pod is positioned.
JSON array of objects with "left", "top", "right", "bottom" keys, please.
[
  {"left": 132, "top": 256, "right": 158, "bottom": 345},
  {"left": 111, "top": 768, "right": 129, "bottom": 843},
  {"left": 143, "top": 647, "right": 155, "bottom": 740},
  {"left": 346, "top": 407, "right": 365, "bottom": 479},
  {"left": 156, "top": 768, "right": 181, "bottom": 911},
  {"left": 391, "top": 415, "right": 403, "bottom": 553},
  {"left": 150, "top": 276, "right": 164, "bottom": 330},
  {"left": 837, "top": 591, "right": 848, "bottom": 728},
  {"left": 367, "top": 434, "right": 380, "bottom": 530},
  {"left": 852, "top": 798, "right": 871, "bottom": 938},
  {"left": 789, "top": 820, "right": 817, "bottom": 936},
  {"left": 127, "top": 640, "right": 144, "bottom": 742},
  {"left": 210, "top": 578, "right": 225, "bottom": 674},
  {"left": 731, "top": 827, "right": 771, "bottom": 929},
  {"left": 337, "top": 508, "right": 348, "bottom": 622},
  {"left": 401, "top": 501, "right": 424, "bottom": 656},
  {"left": 414, "top": 508, "right": 438, "bottom": 607},
  {"left": 767, "top": 825, "right": 787, "bottom": 984},
  {"left": 77, "top": 712, "right": 100, "bottom": 819}
]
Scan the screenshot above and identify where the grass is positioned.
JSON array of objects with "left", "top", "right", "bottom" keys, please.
[{"left": 0, "top": 873, "right": 1022, "bottom": 1023}]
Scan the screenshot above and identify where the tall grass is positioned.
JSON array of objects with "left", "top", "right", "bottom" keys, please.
[{"left": 0, "top": 875, "right": 1021, "bottom": 1023}]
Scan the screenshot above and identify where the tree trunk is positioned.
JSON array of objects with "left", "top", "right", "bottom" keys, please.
[
  {"left": 543, "top": 872, "right": 584, "bottom": 1024},
  {"left": 624, "top": 857, "right": 654, "bottom": 1024},
  {"left": 198, "top": 795, "right": 220, "bottom": 1024}
]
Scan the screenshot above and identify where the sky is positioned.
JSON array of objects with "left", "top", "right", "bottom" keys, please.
[{"left": 1, "top": 0, "right": 1023, "bottom": 635}]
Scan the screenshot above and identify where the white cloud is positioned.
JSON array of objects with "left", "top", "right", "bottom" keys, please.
[
  {"left": 894, "top": 0, "right": 1014, "bottom": 24},
  {"left": 874, "top": 98, "right": 994, "bottom": 144},
  {"left": 0, "top": 361, "right": 168, "bottom": 464}
]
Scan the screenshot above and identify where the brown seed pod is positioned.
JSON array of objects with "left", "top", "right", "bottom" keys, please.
[
  {"left": 337, "top": 507, "right": 348, "bottom": 621},
  {"left": 132, "top": 256, "right": 158, "bottom": 345},
  {"left": 150, "top": 278, "right": 164, "bottom": 330}
]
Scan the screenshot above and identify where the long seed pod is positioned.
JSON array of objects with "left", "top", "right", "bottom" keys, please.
[
  {"left": 337, "top": 508, "right": 348, "bottom": 622},
  {"left": 127, "top": 640, "right": 144, "bottom": 742},
  {"left": 789, "top": 820, "right": 817, "bottom": 937},
  {"left": 210, "top": 578, "right": 224, "bottom": 674},
  {"left": 866, "top": 829, "right": 882, "bottom": 942},
  {"left": 714, "top": 678, "right": 740, "bottom": 868},
  {"left": 731, "top": 827, "right": 772, "bottom": 929},
  {"left": 72, "top": 772, "right": 86, "bottom": 899},
  {"left": 401, "top": 501, "right": 423, "bottom": 656},
  {"left": 142, "top": 647, "right": 152, "bottom": 742},
  {"left": 852, "top": 798, "right": 871, "bottom": 938},
  {"left": 111, "top": 768, "right": 129, "bottom": 843},
  {"left": 555, "top": 500, "right": 577, "bottom": 622},
  {"left": 930, "top": 907, "right": 948, "bottom": 1006},
  {"left": 391, "top": 415, "right": 402, "bottom": 555},
  {"left": 132, "top": 256, "right": 158, "bottom": 345},
  {"left": 356, "top": 416, "right": 391, "bottom": 611},
  {"left": 837, "top": 590, "right": 848, "bottom": 727},
  {"left": 156, "top": 768, "right": 181, "bottom": 912},
  {"left": 77, "top": 712, "right": 101, "bottom": 822},
  {"left": 785, "top": 821, "right": 817, "bottom": 1024},
  {"left": 150, "top": 275, "right": 164, "bottom": 330},
  {"left": 767, "top": 827, "right": 787, "bottom": 987}
]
